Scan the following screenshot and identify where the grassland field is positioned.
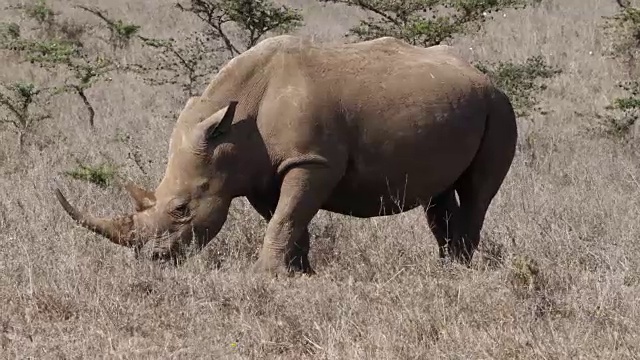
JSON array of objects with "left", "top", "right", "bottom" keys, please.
[{"left": 1, "top": 0, "right": 640, "bottom": 358}]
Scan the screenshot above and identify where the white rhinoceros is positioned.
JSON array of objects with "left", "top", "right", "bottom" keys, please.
[{"left": 56, "top": 35, "right": 518, "bottom": 275}]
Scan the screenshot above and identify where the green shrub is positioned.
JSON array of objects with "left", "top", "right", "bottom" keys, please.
[
  {"left": 600, "top": 3, "right": 640, "bottom": 140},
  {"left": 475, "top": 56, "right": 561, "bottom": 116},
  {"left": 319, "top": 0, "right": 539, "bottom": 47},
  {"left": 0, "top": 82, "right": 52, "bottom": 150},
  {"left": 0, "top": 22, "right": 20, "bottom": 43},
  {"left": 64, "top": 163, "right": 117, "bottom": 188},
  {"left": 23, "top": 0, "right": 56, "bottom": 30},
  {"left": 600, "top": 80, "right": 640, "bottom": 140}
]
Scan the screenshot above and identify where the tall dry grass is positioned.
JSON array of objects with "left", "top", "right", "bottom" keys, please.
[{"left": 1, "top": 0, "right": 640, "bottom": 358}]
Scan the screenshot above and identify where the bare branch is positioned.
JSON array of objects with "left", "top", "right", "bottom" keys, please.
[
  {"left": 74, "top": 5, "right": 116, "bottom": 27},
  {"left": 616, "top": 0, "right": 631, "bottom": 9},
  {"left": 73, "top": 85, "right": 95, "bottom": 128}
]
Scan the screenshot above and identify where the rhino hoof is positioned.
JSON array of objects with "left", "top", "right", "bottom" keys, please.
[
  {"left": 251, "top": 257, "right": 290, "bottom": 278},
  {"left": 287, "top": 256, "right": 315, "bottom": 275}
]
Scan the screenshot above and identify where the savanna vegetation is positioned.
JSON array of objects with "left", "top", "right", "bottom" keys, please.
[{"left": 1, "top": 0, "right": 639, "bottom": 358}]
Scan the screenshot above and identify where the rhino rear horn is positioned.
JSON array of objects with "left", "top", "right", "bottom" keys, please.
[{"left": 124, "top": 182, "right": 156, "bottom": 212}]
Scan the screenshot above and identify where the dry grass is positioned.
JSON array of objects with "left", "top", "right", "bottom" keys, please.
[{"left": 1, "top": 0, "right": 640, "bottom": 358}]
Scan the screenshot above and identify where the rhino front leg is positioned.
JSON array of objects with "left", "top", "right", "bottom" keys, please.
[
  {"left": 252, "top": 164, "right": 340, "bottom": 276},
  {"left": 247, "top": 194, "right": 314, "bottom": 274}
]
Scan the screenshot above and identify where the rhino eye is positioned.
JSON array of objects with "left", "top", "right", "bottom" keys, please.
[{"left": 170, "top": 203, "right": 190, "bottom": 219}]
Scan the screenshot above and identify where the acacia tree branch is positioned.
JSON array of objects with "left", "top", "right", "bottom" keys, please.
[
  {"left": 73, "top": 85, "right": 95, "bottom": 128},
  {"left": 321, "top": 0, "right": 402, "bottom": 26},
  {"left": 166, "top": 45, "right": 200, "bottom": 93},
  {"left": 0, "top": 116, "right": 18, "bottom": 127},
  {"left": 176, "top": 2, "right": 239, "bottom": 56},
  {"left": 0, "top": 93, "right": 23, "bottom": 120},
  {"left": 211, "top": 17, "right": 240, "bottom": 56},
  {"left": 354, "top": 0, "right": 402, "bottom": 26},
  {"left": 137, "top": 34, "right": 202, "bottom": 93},
  {"left": 74, "top": 5, "right": 116, "bottom": 27},
  {"left": 616, "top": 0, "right": 630, "bottom": 9}
]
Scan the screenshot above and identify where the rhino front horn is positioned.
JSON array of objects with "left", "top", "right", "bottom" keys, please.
[{"left": 54, "top": 188, "right": 138, "bottom": 247}]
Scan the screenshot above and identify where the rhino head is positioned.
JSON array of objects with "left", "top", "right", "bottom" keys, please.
[{"left": 55, "top": 99, "right": 256, "bottom": 263}]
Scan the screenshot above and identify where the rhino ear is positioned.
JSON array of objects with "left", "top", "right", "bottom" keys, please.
[
  {"left": 204, "top": 101, "right": 238, "bottom": 142},
  {"left": 124, "top": 182, "right": 156, "bottom": 212}
]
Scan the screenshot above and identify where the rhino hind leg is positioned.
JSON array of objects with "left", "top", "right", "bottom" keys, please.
[
  {"left": 445, "top": 94, "right": 518, "bottom": 265},
  {"left": 424, "top": 167, "right": 509, "bottom": 265},
  {"left": 450, "top": 175, "right": 496, "bottom": 265},
  {"left": 421, "top": 189, "right": 462, "bottom": 259}
]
